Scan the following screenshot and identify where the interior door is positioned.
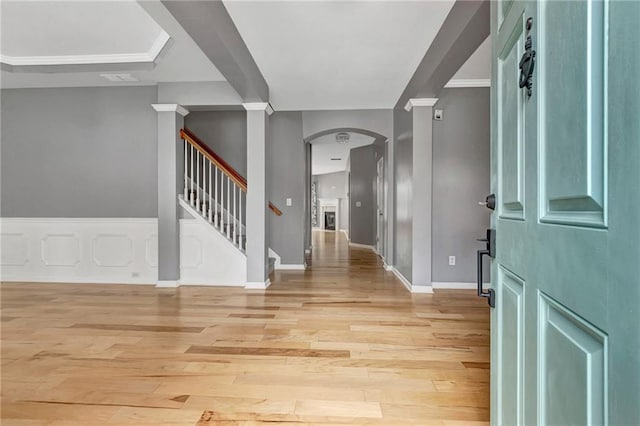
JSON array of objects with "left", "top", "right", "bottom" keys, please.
[
  {"left": 376, "top": 157, "right": 384, "bottom": 255},
  {"left": 490, "top": 1, "right": 640, "bottom": 424}
]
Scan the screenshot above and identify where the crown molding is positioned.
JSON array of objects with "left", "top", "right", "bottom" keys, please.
[
  {"left": 404, "top": 98, "right": 439, "bottom": 112},
  {"left": 152, "top": 104, "right": 189, "bottom": 116},
  {"left": 242, "top": 102, "right": 274, "bottom": 116},
  {"left": 444, "top": 78, "right": 491, "bottom": 88},
  {"left": 0, "top": 31, "right": 170, "bottom": 68}
]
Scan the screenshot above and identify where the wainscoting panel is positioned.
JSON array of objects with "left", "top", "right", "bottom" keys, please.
[
  {"left": 1, "top": 218, "right": 247, "bottom": 286},
  {"left": 1, "top": 218, "right": 157, "bottom": 284}
]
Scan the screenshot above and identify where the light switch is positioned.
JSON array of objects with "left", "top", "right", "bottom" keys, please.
[{"left": 286, "top": 198, "right": 292, "bottom": 206}]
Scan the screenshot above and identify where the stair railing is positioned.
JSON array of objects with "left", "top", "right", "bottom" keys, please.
[{"left": 180, "top": 128, "right": 281, "bottom": 252}]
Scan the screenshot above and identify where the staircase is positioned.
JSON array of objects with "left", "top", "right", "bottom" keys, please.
[{"left": 180, "top": 128, "right": 279, "bottom": 274}]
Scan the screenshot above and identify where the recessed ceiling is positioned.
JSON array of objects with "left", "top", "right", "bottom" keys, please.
[
  {"left": 0, "top": 0, "right": 227, "bottom": 88},
  {"left": 223, "top": 0, "right": 455, "bottom": 111},
  {"left": 312, "top": 132, "right": 375, "bottom": 175}
]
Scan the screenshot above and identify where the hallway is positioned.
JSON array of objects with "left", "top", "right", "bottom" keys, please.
[{"left": 1, "top": 231, "right": 490, "bottom": 425}]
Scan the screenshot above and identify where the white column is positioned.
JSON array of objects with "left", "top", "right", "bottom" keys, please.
[
  {"left": 405, "top": 98, "right": 437, "bottom": 293},
  {"left": 384, "top": 137, "right": 395, "bottom": 271},
  {"left": 151, "top": 103, "right": 189, "bottom": 288},
  {"left": 243, "top": 102, "right": 273, "bottom": 289}
]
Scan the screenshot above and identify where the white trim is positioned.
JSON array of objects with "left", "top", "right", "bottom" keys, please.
[
  {"left": 391, "top": 267, "right": 412, "bottom": 292},
  {"left": 152, "top": 104, "right": 189, "bottom": 116},
  {"left": 268, "top": 248, "right": 281, "bottom": 269},
  {"left": 391, "top": 267, "right": 434, "bottom": 294},
  {"left": 276, "top": 264, "right": 306, "bottom": 270},
  {"left": 444, "top": 78, "right": 491, "bottom": 88},
  {"left": 340, "top": 229, "right": 350, "bottom": 241},
  {"left": 242, "top": 102, "right": 274, "bottom": 116},
  {"left": 404, "top": 97, "right": 439, "bottom": 112},
  {"left": 383, "top": 263, "right": 393, "bottom": 272},
  {"left": 348, "top": 242, "right": 376, "bottom": 251},
  {"left": 156, "top": 280, "right": 179, "bottom": 288},
  {"left": 411, "top": 285, "right": 434, "bottom": 294},
  {"left": 0, "top": 31, "right": 170, "bottom": 67},
  {"left": 432, "top": 281, "right": 477, "bottom": 290},
  {"left": 245, "top": 279, "right": 271, "bottom": 290}
]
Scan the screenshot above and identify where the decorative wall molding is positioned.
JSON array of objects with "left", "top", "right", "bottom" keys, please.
[
  {"left": 404, "top": 98, "right": 439, "bottom": 112},
  {"left": 444, "top": 79, "right": 491, "bottom": 88},
  {"left": 1, "top": 218, "right": 157, "bottom": 284},
  {"left": 0, "top": 217, "right": 246, "bottom": 286},
  {"left": 151, "top": 103, "right": 189, "bottom": 116},
  {"left": 242, "top": 102, "right": 274, "bottom": 116},
  {"left": 0, "top": 32, "right": 170, "bottom": 68}
]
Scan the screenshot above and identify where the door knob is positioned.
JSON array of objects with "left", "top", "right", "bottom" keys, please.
[{"left": 479, "top": 194, "right": 496, "bottom": 210}]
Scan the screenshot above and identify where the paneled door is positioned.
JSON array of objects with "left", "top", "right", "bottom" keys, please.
[{"left": 490, "top": 0, "right": 639, "bottom": 424}]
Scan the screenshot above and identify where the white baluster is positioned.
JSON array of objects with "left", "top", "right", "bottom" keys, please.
[
  {"left": 239, "top": 191, "right": 243, "bottom": 250},
  {"left": 214, "top": 167, "right": 219, "bottom": 228},
  {"left": 226, "top": 176, "right": 231, "bottom": 239},
  {"left": 190, "top": 144, "right": 194, "bottom": 204},
  {"left": 208, "top": 161, "right": 212, "bottom": 222},
  {"left": 196, "top": 150, "right": 200, "bottom": 212},
  {"left": 220, "top": 173, "right": 225, "bottom": 231},
  {"left": 184, "top": 140, "right": 188, "bottom": 199},
  {"left": 233, "top": 185, "right": 237, "bottom": 245}
]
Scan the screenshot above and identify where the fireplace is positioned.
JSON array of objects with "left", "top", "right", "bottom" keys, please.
[{"left": 324, "top": 211, "right": 336, "bottom": 230}]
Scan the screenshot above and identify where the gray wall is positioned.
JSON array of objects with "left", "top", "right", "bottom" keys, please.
[
  {"left": 314, "top": 171, "right": 349, "bottom": 233},
  {"left": 268, "top": 111, "right": 305, "bottom": 265},
  {"left": 432, "top": 88, "right": 490, "bottom": 282},
  {"left": 349, "top": 145, "right": 377, "bottom": 246},
  {"left": 1, "top": 86, "right": 158, "bottom": 217},
  {"left": 315, "top": 171, "right": 347, "bottom": 199},
  {"left": 184, "top": 111, "right": 247, "bottom": 177},
  {"left": 393, "top": 107, "right": 413, "bottom": 280}
]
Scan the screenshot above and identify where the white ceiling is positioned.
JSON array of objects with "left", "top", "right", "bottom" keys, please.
[
  {"left": 312, "top": 132, "right": 375, "bottom": 175},
  {"left": 223, "top": 0, "right": 455, "bottom": 111},
  {"left": 0, "top": 0, "right": 226, "bottom": 89}
]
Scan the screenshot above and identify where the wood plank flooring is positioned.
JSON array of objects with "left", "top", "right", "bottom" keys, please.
[{"left": 1, "top": 230, "right": 490, "bottom": 425}]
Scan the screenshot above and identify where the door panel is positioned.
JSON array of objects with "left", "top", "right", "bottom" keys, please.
[
  {"left": 539, "top": 0, "right": 607, "bottom": 227},
  {"left": 496, "top": 267, "right": 524, "bottom": 426},
  {"left": 490, "top": 0, "right": 639, "bottom": 424},
  {"left": 538, "top": 293, "right": 607, "bottom": 425},
  {"left": 498, "top": 17, "right": 526, "bottom": 220}
]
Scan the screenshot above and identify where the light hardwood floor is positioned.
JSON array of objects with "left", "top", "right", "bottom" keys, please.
[{"left": 1, "top": 230, "right": 490, "bottom": 425}]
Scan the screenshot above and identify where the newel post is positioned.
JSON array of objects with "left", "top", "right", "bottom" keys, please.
[{"left": 152, "top": 104, "right": 189, "bottom": 287}]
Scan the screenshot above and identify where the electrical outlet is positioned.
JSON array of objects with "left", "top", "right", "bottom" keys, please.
[
  {"left": 448, "top": 256, "right": 456, "bottom": 266},
  {"left": 286, "top": 198, "right": 292, "bottom": 206}
]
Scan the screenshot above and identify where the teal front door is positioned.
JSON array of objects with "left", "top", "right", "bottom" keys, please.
[{"left": 490, "top": 0, "right": 639, "bottom": 424}]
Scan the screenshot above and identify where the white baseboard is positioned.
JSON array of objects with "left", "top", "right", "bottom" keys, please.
[
  {"left": 432, "top": 282, "right": 477, "bottom": 290},
  {"left": 276, "top": 264, "right": 306, "bottom": 270},
  {"left": 411, "top": 285, "right": 434, "bottom": 294},
  {"left": 349, "top": 242, "right": 376, "bottom": 251},
  {"left": 391, "top": 267, "right": 412, "bottom": 292},
  {"left": 156, "top": 280, "right": 179, "bottom": 288},
  {"left": 245, "top": 279, "right": 271, "bottom": 290},
  {"left": 391, "top": 267, "right": 434, "bottom": 294},
  {"left": 383, "top": 263, "right": 393, "bottom": 271},
  {"left": 340, "top": 229, "right": 350, "bottom": 241}
]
